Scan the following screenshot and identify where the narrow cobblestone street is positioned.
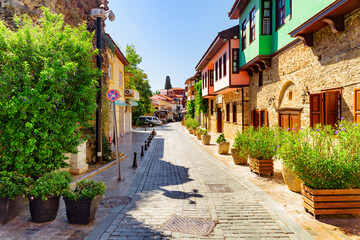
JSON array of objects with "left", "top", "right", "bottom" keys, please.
[{"left": 87, "top": 123, "right": 312, "bottom": 240}]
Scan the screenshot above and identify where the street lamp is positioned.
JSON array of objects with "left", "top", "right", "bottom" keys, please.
[{"left": 90, "top": 4, "right": 115, "bottom": 163}]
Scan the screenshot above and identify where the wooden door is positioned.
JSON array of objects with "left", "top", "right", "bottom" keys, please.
[
  {"left": 217, "top": 108, "right": 222, "bottom": 133},
  {"left": 355, "top": 89, "right": 360, "bottom": 123},
  {"left": 279, "top": 114, "right": 290, "bottom": 129},
  {"left": 325, "top": 91, "right": 339, "bottom": 126},
  {"left": 310, "top": 93, "right": 321, "bottom": 127},
  {"left": 290, "top": 114, "right": 300, "bottom": 130}
]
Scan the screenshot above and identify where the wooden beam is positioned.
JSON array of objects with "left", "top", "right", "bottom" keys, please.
[
  {"left": 250, "top": 65, "right": 259, "bottom": 74},
  {"left": 244, "top": 68, "right": 253, "bottom": 77},
  {"left": 297, "top": 34, "right": 313, "bottom": 47},
  {"left": 322, "top": 15, "right": 344, "bottom": 33},
  {"left": 256, "top": 61, "right": 266, "bottom": 71}
]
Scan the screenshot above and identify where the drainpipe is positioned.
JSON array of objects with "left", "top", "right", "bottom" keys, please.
[{"left": 242, "top": 86, "right": 244, "bottom": 132}]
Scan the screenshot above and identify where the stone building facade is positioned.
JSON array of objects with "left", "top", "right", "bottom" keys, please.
[{"left": 249, "top": 8, "right": 360, "bottom": 128}]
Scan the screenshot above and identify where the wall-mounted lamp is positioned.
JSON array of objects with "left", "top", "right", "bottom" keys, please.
[
  {"left": 268, "top": 97, "right": 275, "bottom": 106},
  {"left": 234, "top": 89, "right": 240, "bottom": 94},
  {"left": 301, "top": 87, "right": 310, "bottom": 104}
]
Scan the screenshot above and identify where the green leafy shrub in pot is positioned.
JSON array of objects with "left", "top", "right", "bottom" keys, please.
[
  {"left": 216, "top": 133, "right": 227, "bottom": 144},
  {"left": 28, "top": 171, "right": 73, "bottom": 201},
  {"left": 245, "top": 126, "right": 279, "bottom": 160},
  {"left": 278, "top": 121, "right": 360, "bottom": 189},
  {"left": 0, "top": 172, "right": 29, "bottom": 200},
  {"left": 202, "top": 129, "right": 208, "bottom": 135},
  {"left": 63, "top": 180, "right": 106, "bottom": 201},
  {"left": 197, "top": 128, "right": 203, "bottom": 134},
  {"left": 233, "top": 131, "right": 250, "bottom": 159}
]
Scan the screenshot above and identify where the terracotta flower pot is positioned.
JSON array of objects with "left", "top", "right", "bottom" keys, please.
[
  {"left": 196, "top": 132, "right": 202, "bottom": 140},
  {"left": 181, "top": 121, "right": 185, "bottom": 125},
  {"left": 201, "top": 135, "right": 211, "bottom": 145},
  {"left": 230, "top": 147, "right": 247, "bottom": 165},
  {"left": 193, "top": 129, "right": 197, "bottom": 136},
  {"left": 29, "top": 195, "right": 60, "bottom": 223},
  {"left": 64, "top": 195, "right": 103, "bottom": 224},
  {"left": 218, "top": 142, "right": 230, "bottom": 155},
  {"left": 282, "top": 162, "right": 303, "bottom": 193},
  {"left": 188, "top": 128, "right": 193, "bottom": 134},
  {"left": 0, "top": 195, "right": 22, "bottom": 225}
]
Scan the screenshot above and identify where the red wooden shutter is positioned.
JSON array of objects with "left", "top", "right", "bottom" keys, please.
[
  {"left": 325, "top": 91, "right": 339, "bottom": 126},
  {"left": 264, "top": 110, "right": 269, "bottom": 127},
  {"left": 310, "top": 93, "right": 322, "bottom": 127},
  {"left": 251, "top": 110, "right": 255, "bottom": 127},
  {"left": 355, "top": 89, "right": 360, "bottom": 123},
  {"left": 280, "top": 114, "right": 290, "bottom": 129}
]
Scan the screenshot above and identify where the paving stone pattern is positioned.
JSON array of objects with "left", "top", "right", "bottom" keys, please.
[{"left": 93, "top": 124, "right": 312, "bottom": 240}]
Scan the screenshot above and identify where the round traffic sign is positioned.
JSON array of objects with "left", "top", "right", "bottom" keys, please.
[{"left": 106, "top": 89, "right": 120, "bottom": 101}]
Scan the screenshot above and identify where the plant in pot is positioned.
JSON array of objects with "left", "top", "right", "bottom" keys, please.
[
  {"left": 246, "top": 126, "right": 278, "bottom": 176},
  {"left": 192, "top": 120, "right": 200, "bottom": 136},
  {"left": 185, "top": 118, "right": 194, "bottom": 134},
  {"left": 63, "top": 179, "right": 106, "bottom": 224},
  {"left": 28, "top": 171, "right": 72, "bottom": 223},
  {"left": 216, "top": 133, "right": 230, "bottom": 155},
  {"left": 0, "top": 172, "right": 29, "bottom": 225},
  {"left": 196, "top": 128, "right": 203, "bottom": 140},
  {"left": 231, "top": 131, "right": 249, "bottom": 165},
  {"left": 278, "top": 121, "right": 360, "bottom": 218},
  {"left": 277, "top": 128, "right": 303, "bottom": 193},
  {"left": 201, "top": 130, "right": 211, "bottom": 145}
]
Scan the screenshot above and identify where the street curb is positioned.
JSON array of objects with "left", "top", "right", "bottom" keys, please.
[
  {"left": 70, "top": 155, "right": 127, "bottom": 188},
  {"left": 183, "top": 126, "right": 313, "bottom": 240}
]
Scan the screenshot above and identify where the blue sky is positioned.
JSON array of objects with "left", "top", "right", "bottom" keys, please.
[{"left": 105, "top": 0, "right": 237, "bottom": 92}]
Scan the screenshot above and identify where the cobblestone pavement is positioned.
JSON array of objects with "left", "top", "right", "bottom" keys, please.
[{"left": 87, "top": 123, "right": 313, "bottom": 240}]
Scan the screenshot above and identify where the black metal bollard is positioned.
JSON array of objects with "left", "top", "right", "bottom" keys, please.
[
  {"left": 141, "top": 146, "right": 144, "bottom": 157},
  {"left": 145, "top": 142, "right": 148, "bottom": 150},
  {"left": 132, "top": 152, "right": 138, "bottom": 168}
]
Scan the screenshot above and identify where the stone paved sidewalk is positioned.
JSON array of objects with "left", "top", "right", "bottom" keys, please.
[
  {"left": 87, "top": 123, "right": 313, "bottom": 240},
  {"left": 0, "top": 129, "right": 153, "bottom": 240}
]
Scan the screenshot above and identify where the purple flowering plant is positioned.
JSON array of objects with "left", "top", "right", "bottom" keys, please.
[{"left": 278, "top": 121, "right": 360, "bottom": 189}]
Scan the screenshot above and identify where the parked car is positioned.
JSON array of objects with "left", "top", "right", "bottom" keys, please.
[
  {"left": 145, "top": 116, "right": 163, "bottom": 125},
  {"left": 137, "top": 116, "right": 157, "bottom": 127}
]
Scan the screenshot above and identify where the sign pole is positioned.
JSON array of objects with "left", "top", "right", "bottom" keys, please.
[
  {"left": 107, "top": 89, "right": 122, "bottom": 181},
  {"left": 112, "top": 101, "right": 121, "bottom": 180}
]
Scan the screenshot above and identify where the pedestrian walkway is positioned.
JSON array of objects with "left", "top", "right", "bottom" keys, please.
[
  {"left": 87, "top": 123, "right": 313, "bottom": 240},
  {"left": 0, "top": 129, "right": 153, "bottom": 240}
]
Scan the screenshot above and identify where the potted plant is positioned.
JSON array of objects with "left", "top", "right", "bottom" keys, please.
[
  {"left": 277, "top": 129, "right": 303, "bottom": 193},
  {"left": 231, "top": 131, "right": 249, "bottom": 165},
  {"left": 63, "top": 180, "right": 106, "bottom": 224},
  {"left": 196, "top": 128, "right": 203, "bottom": 140},
  {"left": 185, "top": 118, "right": 194, "bottom": 133},
  {"left": 278, "top": 121, "right": 360, "bottom": 218},
  {"left": 201, "top": 130, "right": 211, "bottom": 145},
  {"left": 0, "top": 172, "right": 29, "bottom": 225},
  {"left": 28, "top": 171, "right": 72, "bottom": 223},
  {"left": 246, "top": 127, "right": 278, "bottom": 176},
  {"left": 216, "top": 133, "right": 230, "bottom": 155}
]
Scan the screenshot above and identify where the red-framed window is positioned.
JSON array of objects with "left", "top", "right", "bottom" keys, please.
[
  {"left": 232, "top": 48, "right": 239, "bottom": 73},
  {"left": 223, "top": 53, "right": 227, "bottom": 77}
]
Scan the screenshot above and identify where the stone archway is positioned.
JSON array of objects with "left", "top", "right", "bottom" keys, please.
[{"left": 277, "top": 81, "right": 296, "bottom": 108}]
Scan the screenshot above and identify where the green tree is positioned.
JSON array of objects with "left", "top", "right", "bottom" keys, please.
[
  {"left": 0, "top": 8, "right": 100, "bottom": 177},
  {"left": 164, "top": 76, "right": 172, "bottom": 89},
  {"left": 154, "top": 90, "right": 160, "bottom": 95},
  {"left": 187, "top": 100, "right": 195, "bottom": 119},
  {"left": 124, "top": 45, "right": 152, "bottom": 121},
  {"left": 195, "top": 80, "right": 208, "bottom": 116}
]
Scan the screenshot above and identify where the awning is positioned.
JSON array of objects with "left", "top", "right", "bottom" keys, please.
[
  {"left": 130, "top": 99, "right": 139, "bottom": 106},
  {"left": 115, "top": 100, "right": 127, "bottom": 106}
]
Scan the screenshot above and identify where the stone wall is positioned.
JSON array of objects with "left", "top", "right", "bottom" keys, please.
[
  {"left": 249, "top": 8, "right": 360, "bottom": 128},
  {"left": 207, "top": 87, "right": 251, "bottom": 140}
]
